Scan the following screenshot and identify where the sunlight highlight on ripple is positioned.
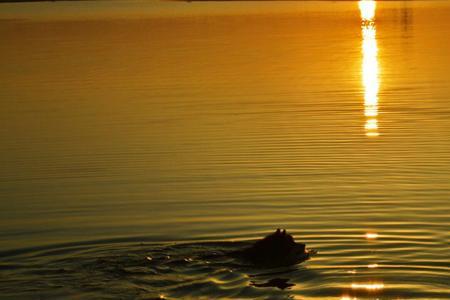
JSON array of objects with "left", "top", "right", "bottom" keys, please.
[
  {"left": 351, "top": 282, "right": 384, "bottom": 291},
  {"left": 368, "top": 263, "right": 379, "bottom": 269},
  {"left": 360, "top": 0, "right": 379, "bottom": 137},
  {"left": 365, "top": 232, "right": 378, "bottom": 239}
]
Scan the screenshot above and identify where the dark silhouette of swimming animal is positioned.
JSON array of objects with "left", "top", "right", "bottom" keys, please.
[{"left": 236, "top": 229, "right": 314, "bottom": 267}]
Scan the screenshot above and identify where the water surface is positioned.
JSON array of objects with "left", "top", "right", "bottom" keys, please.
[{"left": 0, "top": 1, "right": 449, "bottom": 299}]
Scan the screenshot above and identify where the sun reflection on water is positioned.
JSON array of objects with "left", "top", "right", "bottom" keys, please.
[
  {"left": 365, "top": 232, "right": 378, "bottom": 239},
  {"left": 360, "top": 0, "right": 379, "bottom": 137},
  {"left": 351, "top": 282, "right": 385, "bottom": 291},
  {"left": 341, "top": 282, "right": 384, "bottom": 300},
  {"left": 359, "top": 0, "right": 376, "bottom": 20}
]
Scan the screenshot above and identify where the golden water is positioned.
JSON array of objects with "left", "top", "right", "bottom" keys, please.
[{"left": 0, "top": 1, "right": 449, "bottom": 299}]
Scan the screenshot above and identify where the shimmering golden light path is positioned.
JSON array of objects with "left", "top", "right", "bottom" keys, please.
[
  {"left": 351, "top": 282, "right": 385, "bottom": 291},
  {"left": 365, "top": 232, "right": 378, "bottom": 239},
  {"left": 360, "top": 0, "right": 379, "bottom": 137}
]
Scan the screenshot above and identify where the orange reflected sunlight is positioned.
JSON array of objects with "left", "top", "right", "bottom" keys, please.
[
  {"left": 365, "top": 232, "right": 379, "bottom": 239},
  {"left": 351, "top": 282, "right": 384, "bottom": 291},
  {"left": 360, "top": 0, "right": 380, "bottom": 137}
]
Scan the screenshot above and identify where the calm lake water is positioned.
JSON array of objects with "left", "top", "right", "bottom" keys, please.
[{"left": 1, "top": 1, "right": 449, "bottom": 299}]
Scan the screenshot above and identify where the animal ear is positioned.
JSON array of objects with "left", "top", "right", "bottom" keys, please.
[
  {"left": 276, "top": 228, "right": 281, "bottom": 234},
  {"left": 282, "top": 229, "right": 286, "bottom": 235}
]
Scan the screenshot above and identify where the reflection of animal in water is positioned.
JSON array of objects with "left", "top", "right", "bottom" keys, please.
[
  {"left": 250, "top": 277, "right": 294, "bottom": 290},
  {"left": 232, "top": 229, "right": 317, "bottom": 268}
]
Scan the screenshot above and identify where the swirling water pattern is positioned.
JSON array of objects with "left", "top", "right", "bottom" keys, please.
[{"left": 0, "top": 1, "right": 449, "bottom": 299}]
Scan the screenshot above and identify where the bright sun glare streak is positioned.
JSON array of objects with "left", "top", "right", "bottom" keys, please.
[
  {"left": 365, "top": 232, "right": 378, "bottom": 239},
  {"left": 360, "top": 0, "right": 379, "bottom": 137},
  {"left": 351, "top": 282, "right": 384, "bottom": 291},
  {"left": 359, "top": 0, "right": 376, "bottom": 21}
]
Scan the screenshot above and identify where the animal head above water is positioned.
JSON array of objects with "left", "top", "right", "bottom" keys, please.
[{"left": 242, "top": 229, "right": 311, "bottom": 267}]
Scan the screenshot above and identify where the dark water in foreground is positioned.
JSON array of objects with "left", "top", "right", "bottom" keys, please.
[
  {"left": 1, "top": 1, "right": 450, "bottom": 299},
  {"left": 1, "top": 236, "right": 449, "bottom": 299}
]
